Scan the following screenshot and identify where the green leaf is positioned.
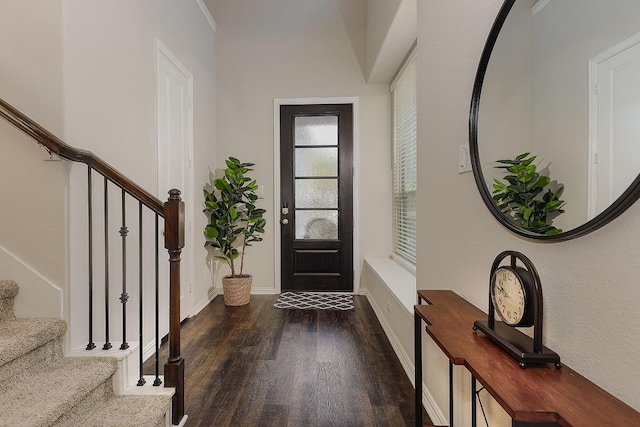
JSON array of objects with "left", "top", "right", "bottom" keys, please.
[
  {"left": 204, "top": 226, "right": 219, "bottom": 238},
  {"left": 213, "top": 178, "right": 226, "bottom": 190},
  {"left": 531, "top": 175, "right": 550, "bottom": 189},
  {"left": 544, "top": 200, "right": 563, "bottom": 211},
  {"left": 493, "top": 182, "right": 507, "bottom": 192}
]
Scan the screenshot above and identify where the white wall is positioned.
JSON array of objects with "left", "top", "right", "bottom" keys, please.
[
  {"left": 63, "top": 0, "right": 217, "bottom": 350},
  {"left": 477, "top": 0, "right": 534, "bottom": 197},
  {"left": 365, "top": 0, "right": 417, "bottom": 83},
  {"left": 366, "top": 0, "right": 402, "bottom": 72},
  {"left": 418, "top": 1, "right": 640, "bottom": 426},
  {"left": 207, "top": 0, "right": 393, "bottom": 293},
  {"left": 0, "top": 0, "right": 67, "bottom": 319}
]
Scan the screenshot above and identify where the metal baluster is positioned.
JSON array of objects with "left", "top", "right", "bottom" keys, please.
[
  {"left": 471, "top": 375, "right": 477, "bottom": 427},
  {"left": 103, "top": 178, "right": 112, "bottom": 350},
  {"left": 120, "top": 189, "right": 129, "bottom": 350},
  {"left": 450, "top": 360, "right": 454, "bottom": 427},
  {"left": 137, "top": 202, "right": 146, "bottom": 386},
  {"left": 86, "top": 167, "right": 96, "bottom": 350},
  {"left": 154, "top": 214, "right": 162, "bottom": 386}
]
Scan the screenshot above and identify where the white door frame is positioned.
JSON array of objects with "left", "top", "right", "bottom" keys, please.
[
  {"left": 155, "top": 38, "right": 195, "bottom": 319},
  {"left": 588, "top": 32, "right": 640, "bottom": 219},
  {"left": 273, "top": 97, "right": 360, "bottom": 294}
]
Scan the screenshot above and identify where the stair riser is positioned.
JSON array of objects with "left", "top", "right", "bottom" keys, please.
[
  {"left": 0, "top": 280, "right": 19, "bottom": 321},
  {"left": 52, "top": 378, "right": 114, "bottom": 426},
  {"left": 0, "top": 296, "right": 16, "bottom": 321}
]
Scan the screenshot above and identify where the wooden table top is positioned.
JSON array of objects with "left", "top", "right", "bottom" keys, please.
[{"left": 415, "top": 290, "right": 640, "bottom": 426}]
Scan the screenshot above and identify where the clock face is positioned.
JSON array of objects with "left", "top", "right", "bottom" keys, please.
[{"left": 491, "top": 266, "right": 526, "bottom": 326}]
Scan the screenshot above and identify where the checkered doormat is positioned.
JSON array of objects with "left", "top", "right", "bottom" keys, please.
[{"left": 273, "top": 292, "right": 354, "bottom": 311}]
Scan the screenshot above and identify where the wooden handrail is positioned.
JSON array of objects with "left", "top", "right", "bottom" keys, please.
[
  {"left": 0, "top": 95, "right": 185, "bottom": 424},
  {"left": 0, "top": 97, "right": 164, "bottom": 216}
]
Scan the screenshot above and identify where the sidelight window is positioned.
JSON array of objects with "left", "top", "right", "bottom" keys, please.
[{"left": 391, "top": 49, "right": 417, "bottom": 265}]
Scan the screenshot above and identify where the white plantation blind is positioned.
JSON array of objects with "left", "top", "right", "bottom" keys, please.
[{"left": 391, "top": 52, "right": 417, "bottom": 264}]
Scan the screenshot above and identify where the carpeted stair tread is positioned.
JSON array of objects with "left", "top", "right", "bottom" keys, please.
[
  {"left": 0, "top": 317, "right": 66, "bottom": 366},
  {"left": 56, "top": 395, "right": 172, "bottom": 427},
  {"left": 2, "top": 356, "right": 118, "bottom": 427}
]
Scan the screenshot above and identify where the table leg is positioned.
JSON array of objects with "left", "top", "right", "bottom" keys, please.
[
  {"left": 414, "top": 309, "right": 422, "bottom": 427},
  {"left": 449, "top": 361, "right": 454, "bottom": 427},
  {"left": 472, "top": 375, "right": 477, "bottom": 427}
]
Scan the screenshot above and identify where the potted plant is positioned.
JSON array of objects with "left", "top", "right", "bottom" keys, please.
[
  {"left": 204, "top": 157, "right": 266, "bottom": 306},
  {"left": 492, "top": 152, "right": 565, "bottom": 235}
]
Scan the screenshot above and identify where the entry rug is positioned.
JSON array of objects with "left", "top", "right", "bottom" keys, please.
[{"left": 273, "top": 292, "right": 354, "bottom": 311}]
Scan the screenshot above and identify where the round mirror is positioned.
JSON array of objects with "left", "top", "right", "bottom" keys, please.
[{"left": 470, "top": 0, "right": 640, "bottom": 240}]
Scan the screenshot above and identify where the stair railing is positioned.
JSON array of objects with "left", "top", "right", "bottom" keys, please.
[{"left": 0, "top": 97, "right": 185, "bottom": 425}]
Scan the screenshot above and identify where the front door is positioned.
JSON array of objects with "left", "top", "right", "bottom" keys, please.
[{"left": 280, "top": 104, "right": 353, "bottom": 292}]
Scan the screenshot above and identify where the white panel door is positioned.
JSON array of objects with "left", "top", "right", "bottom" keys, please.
[
  {"left": 590, "top": 38, "right": 640, "bottom": 217},
  {"left": 156, "top": 39, "right": 193, "bottom": 323}
]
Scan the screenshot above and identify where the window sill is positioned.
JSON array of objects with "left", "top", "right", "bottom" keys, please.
[{"left": 364, "top": 257, "right": 416, "bottom": 315}]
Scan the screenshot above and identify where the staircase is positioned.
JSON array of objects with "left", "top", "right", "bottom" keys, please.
[{"left": 0, "top": 280, "right": 172, "bottom": 426}]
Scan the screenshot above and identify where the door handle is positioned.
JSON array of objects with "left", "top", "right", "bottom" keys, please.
[{"left": 281, "top": 218, "right": 289, "bottom": 225}]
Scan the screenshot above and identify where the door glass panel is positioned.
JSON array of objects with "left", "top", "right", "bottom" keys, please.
[
  {"left": 295, "top": 116, "right": 338, "bottom": 146},
  {"left": 296, "top": 210, "right": 339, "bottom": 240},
  {"left": 296, "top": 179, "right": 338, "bottom": 208},
  {"left": 295, "top": 147, "right": 338, "bottom": 177}
]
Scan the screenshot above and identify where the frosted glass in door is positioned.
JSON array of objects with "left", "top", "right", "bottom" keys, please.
[{"left": 294, "top": 116, "right": 339, "bottom": 240}]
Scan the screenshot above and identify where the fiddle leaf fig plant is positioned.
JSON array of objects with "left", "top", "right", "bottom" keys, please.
[
  {"left": 203, "top": 157, "right": 266, "bottom": 277},
  {"left": 492, "top": 152, "right": 565, "bottom": 235}
]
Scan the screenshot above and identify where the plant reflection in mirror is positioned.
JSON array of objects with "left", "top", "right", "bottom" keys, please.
[{"left": 492, "top": 153, "right": 565, "bottom": 235}]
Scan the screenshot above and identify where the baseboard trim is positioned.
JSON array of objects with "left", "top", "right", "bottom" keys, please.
[
  {"left": 0, "top": 243, "right": 63, "bottom": 319},
  {"left": 192, "top": 287, "right": 219, "bottom": 316},
  {"left": 363, "top": 289, "right": 447, "bottom": 425},
  {"left": 251, "top": 286, "right": 278, "bottom": 295}
]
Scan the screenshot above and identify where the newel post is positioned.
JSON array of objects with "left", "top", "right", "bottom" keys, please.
[{"left": 163, "top": 189, "right": 185, "bottom": 425}]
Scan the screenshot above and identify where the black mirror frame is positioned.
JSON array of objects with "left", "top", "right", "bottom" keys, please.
[{"left": 469, "top": 0, "right": 640, "bottom": 241}]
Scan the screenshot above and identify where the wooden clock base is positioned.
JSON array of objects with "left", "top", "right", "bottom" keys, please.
[{"left": 474, "top": 320, "right": 561, "bottom": 368}]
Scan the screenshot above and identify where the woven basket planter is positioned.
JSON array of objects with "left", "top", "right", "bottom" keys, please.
[{"left": 222, "top": 275, "right": 252, "bottom": 306}]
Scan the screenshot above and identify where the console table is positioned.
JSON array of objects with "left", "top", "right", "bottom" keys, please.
[{"left": 414, "top": 290, "right": 640, "bottom": 427}]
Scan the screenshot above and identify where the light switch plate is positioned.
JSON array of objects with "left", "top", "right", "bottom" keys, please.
[{"left": 458, "top": 144, "right": 472, "bottom": 173}]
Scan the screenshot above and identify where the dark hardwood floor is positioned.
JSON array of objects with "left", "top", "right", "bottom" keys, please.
[{"left": 145, "top": 294, "right": 431, "bottom": 426}]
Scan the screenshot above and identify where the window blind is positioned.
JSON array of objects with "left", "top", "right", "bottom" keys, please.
[{"left": 391, "top": 52, "right": 417, "bottom": 264}]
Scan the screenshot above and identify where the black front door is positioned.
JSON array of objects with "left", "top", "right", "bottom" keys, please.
[{"left": 280, "top": 104, "right": 353, "bottom": 292}]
